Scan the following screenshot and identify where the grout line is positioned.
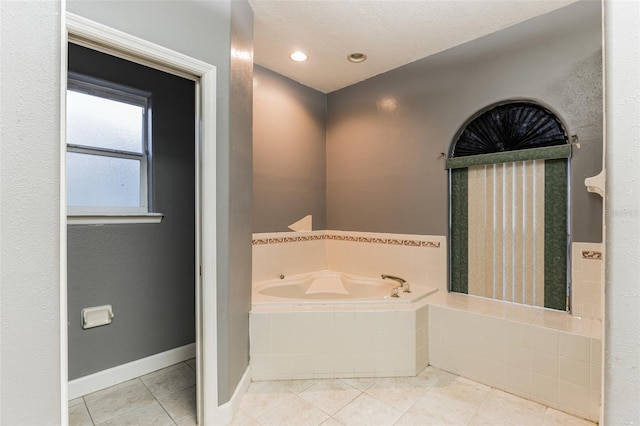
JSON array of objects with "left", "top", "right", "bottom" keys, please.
[
  {"left": 137, "top": 373, "right": 182, "bottom": 424},
  {"left": 466, "top": 384, "right": 493, "bottom": 425},
  {"left": 81, "top": 399, "right": 97, "bottom": 426}
]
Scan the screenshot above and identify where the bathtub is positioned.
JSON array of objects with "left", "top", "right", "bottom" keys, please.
[
  {"left": 252, "top": 270, "right": 436, "bottom": 305},
  {"left": 250, "top": 270, "right": 438, "bottom": 380}
]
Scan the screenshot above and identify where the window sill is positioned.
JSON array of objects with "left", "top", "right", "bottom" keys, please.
[{"left": 67, "top": 213, "right": 164, "bottom": 225}]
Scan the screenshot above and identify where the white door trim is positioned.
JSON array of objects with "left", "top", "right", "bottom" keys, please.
[{"left": 61, "top": 12, "right": 218, "bottom": 424}]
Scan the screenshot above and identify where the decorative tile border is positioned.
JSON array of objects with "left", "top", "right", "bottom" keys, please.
[
  {"left": 582, "top": 250, "right": 603, "bottom": 260},
  {"left": 252, "top": 232, "right": 441, "bottom": 248}
]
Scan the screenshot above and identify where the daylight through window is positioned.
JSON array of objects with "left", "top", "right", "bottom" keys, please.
[{"left": 66, "top": 74, "right": 151, "bottom": 214}]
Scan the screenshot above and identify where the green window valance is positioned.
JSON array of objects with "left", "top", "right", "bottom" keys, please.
[{"left": 445, "top": 144, "right": 571, "bottom": 170}]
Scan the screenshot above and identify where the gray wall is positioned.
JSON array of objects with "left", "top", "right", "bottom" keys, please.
[
  {"left": 67, "top": 0, "right": 253, "bottom": 405},
  {"left": 67, "top": 44, "right": 196, "bottom": 379},
  {"left": 218, "top": 0, "right": 254, "bottom": 405},
  {"left": 326, "top": 1, "right": 603, "bottom": 242},
  {"left": 0, "top": 1, "right": 63, "bottom": 424},
  {"left": 253, "top": 65, "right": 327, "bottom": 232}
]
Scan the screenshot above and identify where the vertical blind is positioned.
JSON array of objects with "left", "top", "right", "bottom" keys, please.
[
  {"left": 467, "top": 160, "right": 545, "bottom": 306},
  {"left": 449, "top": 155, "right": 568, "bottom": 311}
]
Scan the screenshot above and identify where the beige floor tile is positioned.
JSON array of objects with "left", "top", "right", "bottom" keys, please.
[
  {"left": 439, "top": 375, "right": 491, "bottom": 406},
  {"left": 230, "top": 409, "right": 259, "bottom": 426},
  {"left": 364, "top": 377, "right": 428, "bottom": 412},
  {"left": 256, "top": 394, "right": 330, "bottom": 426},
  {"left": 157, "top": 385, "right": 196, "bottom": 423},
  {"left": 176, "top": 415, "right": 198, "bottom": 426},
  {"left": 84, "top": 379, "right": 156, "bottom": 424},
  {"left": 410, "top": 366, "right": 456, "bottom": 389},
  {"left": 470, "top": 388, "right": 546, "bottom": 426},
  {"left": 95, "top": 400, "right": 174, "bottom": 426},
  {"left": 543, "top": 407, "right": 597, "bottom": 426},
  {"left": 339, "top": 377, "right": 377, "bottom": 392},
  {"left": 394, "top": 411, "right": 439, "bottom": 426},
  {"left": 141, "top": 363, "right": 196, "bottom": 398},
  {"left": 280, "top": 379, "right": 320, "bottom": 394},
  {"left": 238, "top": 381, "right": 296, "bottom": 419},
  {"left": 69, "top": 402, "right": 93, "bottom": 426},
  {"left": 299, "top": 379, "right": 362, "bottom": 415},
  {"left": 320, "top": 417, "right": 344, "bottom": 426},
  {"left": 333, "top": 393, "right": 403, "bottom": 426},
  {"left": 406, "top": 388, "right": 481, "bottom": 425},
  {"left": 69, "top": 397, "right": 85, "bottom": 408}
]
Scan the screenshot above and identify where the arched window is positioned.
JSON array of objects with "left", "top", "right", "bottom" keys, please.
[{"left": 447, "top": 101, "right": 570, "bottom": 311}]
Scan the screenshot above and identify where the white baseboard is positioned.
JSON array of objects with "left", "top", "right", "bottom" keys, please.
[
  {"left": 217, "top": 366, "right": 251, "bottom": 425},
  {"left": 68, "top": 343, "right": 196, "bottom": 399}
]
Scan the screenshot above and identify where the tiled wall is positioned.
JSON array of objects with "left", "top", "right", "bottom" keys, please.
[
  {"left": 571, "top": 243, "right": 604, "bottom": 320},
  {"left": 427, "top": 292, "right": 601, "bottom": 422},
  {"left": 252, "top": 230, "right": 447, "bottom": 292},
  {"left": 252, "top": 232, "right": 326, "bottom": 283},
  {"left": 250, "top": 302, "right": 429, "bottom": 380}
]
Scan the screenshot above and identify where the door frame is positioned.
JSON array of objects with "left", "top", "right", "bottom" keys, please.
[{"left": 60, "top": 13, "right": 218, "bottom": 424}]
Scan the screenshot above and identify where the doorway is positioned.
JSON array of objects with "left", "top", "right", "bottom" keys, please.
[
  {"left": 62, "top": 14, "right": 219, "bottom": 424},
  {"left": 67, "top": 38, "right": 196, "bottom": 401}
]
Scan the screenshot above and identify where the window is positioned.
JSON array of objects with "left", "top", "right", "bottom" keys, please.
[
  {"left": 66, "top": 73, "right": 153, "bottom": 216},
  {"left": 447, "top": 101, "right": 570, "bottom": 311}
]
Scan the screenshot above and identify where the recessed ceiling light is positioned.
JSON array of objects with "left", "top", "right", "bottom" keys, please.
[
  {"left": 290, "top": 51, "right": 308, "bottom": 62},
  {"left": 347, "top": 52, "right": 367, "bottom": 63}
]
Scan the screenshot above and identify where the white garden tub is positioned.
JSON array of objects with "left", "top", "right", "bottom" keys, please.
[{"left": 252, "top": 270, "right": 436, "bottom": 305}]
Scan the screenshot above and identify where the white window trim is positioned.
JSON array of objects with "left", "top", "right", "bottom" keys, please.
[
  {"left": 66, "top": 74, "right": 153, "bottom": 217},
  {"left": 67, "top": 212, "right": 164, "bottom": 225}
]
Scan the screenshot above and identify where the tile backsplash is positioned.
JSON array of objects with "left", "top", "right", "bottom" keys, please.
[
  {"left": 252, "top": 230, "right": 447, "bottom": 292},
  {"left": 571, "top": 243, "right": 604, "bottom": 320}
]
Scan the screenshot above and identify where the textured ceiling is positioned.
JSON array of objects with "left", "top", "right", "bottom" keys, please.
[{"left": 249, "top": 0, "right": 579, "bottom": 93}]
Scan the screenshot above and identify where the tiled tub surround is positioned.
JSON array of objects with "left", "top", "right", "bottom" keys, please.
[
  {"left": 251, "top": 231, "right": 443, "bottom": 381},
  {"left": 252, "top": 231, "right": 447, "bottom": 292},
  {"left": 251, "top": 231, "right": 602, "bottom": 422},
  {"left": 571, "top": 243, "right": 604, "bottom": 320},
  {"left": 428, "top": 292, "right": 602, "bottom": 422},
  {"left": 250, "top": 300, "right": 430, "bottom": 381}
]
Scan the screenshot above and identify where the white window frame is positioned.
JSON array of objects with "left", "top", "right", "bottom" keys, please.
[{"left": 66, "top": 72, "right": 161, "bottom": 223}]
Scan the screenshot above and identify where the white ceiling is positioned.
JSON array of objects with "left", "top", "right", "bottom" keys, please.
[{"left": 249, "top": 0, "right": 579, "bottom": 93}]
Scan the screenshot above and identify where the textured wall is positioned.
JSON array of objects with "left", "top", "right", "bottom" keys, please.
[
  {"left": 326, "top": 1, "right": 603, "bottom": 242},
  {"left": 67, "top": 44, "right": 196, "bottom": 379},
  {"left": 0, "top": 1, "right": 63, "bottom": 424},
  {"left": 604, "top": 0, "right": 640, "bottom": 423},
  {"left": 253, "top": 65, "right": 327, "bottom": 232},
  {"left": 217, "top": 0, "right": 254, "bottom": 406}
]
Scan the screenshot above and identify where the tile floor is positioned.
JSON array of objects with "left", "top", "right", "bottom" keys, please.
[
  {"left": 70, "top": 360, "right": 597, "bottom": 426},
  {"left": 69, "top": 359, "right": 197, "bottom": 426},
  {"left": 232, "top": 367, "right": 597, "bottom": 426}
]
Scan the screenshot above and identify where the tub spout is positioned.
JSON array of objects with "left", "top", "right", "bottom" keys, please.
[
  {"left": 381, "top": 274, "right": 405, "bottom": 284},
  {"left": 381, "top": 274, "right": 411, "bottom": 293}
]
